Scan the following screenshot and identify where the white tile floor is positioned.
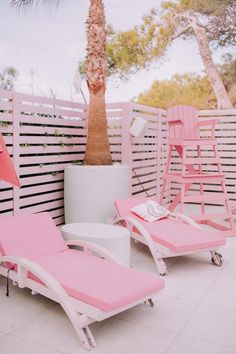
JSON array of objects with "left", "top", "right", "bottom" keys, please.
[{"left": 1, "top": 229, "right": 236, "bottom": 354}]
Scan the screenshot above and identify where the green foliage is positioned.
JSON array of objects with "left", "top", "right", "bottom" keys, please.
[
  {"left": 137, "top": 73, "right": 215, "bottom": 109},
  {"left": 137, "top": 55, "right": 236, "bottom": 109},
  {"left": 106, "top": 10, "right": 162, "bottom": 79},
  {"left": 220, "top": 54, "right": 236, "bottom": 106},
  {"left": 0, "top": 66, "right": 18, "bottom": 90},
  {"left": 179, "top": 0, "right": 227, "bottom": 15},
  {"left": 104, "top": 0, "right": 235, "bottom": 80},
  {"left": 178, "top": 0, "right": 236, "bottom": 46}
]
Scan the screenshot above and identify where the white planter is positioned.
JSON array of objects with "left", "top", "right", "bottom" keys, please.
[{"left": 64, "top": 164, "right": 131, "bottom": 223}]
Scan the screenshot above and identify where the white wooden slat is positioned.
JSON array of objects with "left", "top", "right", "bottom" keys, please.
[
  {"left": 0, "top": 189, "right": 14, "bottom": 199},
  {"left": 19, "top": 125, "right": 85, "bottom": 136},
  {"left": 19, "top": 103, "right": 83, "bottom": 118},
  {"left": 133, "top": 173, "right": 156, "bottom": 185},
  {"left": 0, "top": 210, "right": 13, "bottom": 217},
  {"left": 0, "top": 112, "right": 13, "bottom": 122},
  {"left": 20, "top": 181, "right": 64, "bottom": 197},
  {"left": 15, "top": 91, "right": 84, "bottom": 109},
  {"left": 0, "top": 200, "right": 13, "bottom": 210},
  {"left": 19, "top": 164, "right": 67, "bottom": 175},
  {"left": 21, "top": 173, "right": 64, "bottom": 186},
  {"left": 19, "top": 135, "right": 84, "bottom": 145},
  {"left": 19, "top": 114, "right": 86, "bottom": 127},
  {"left": 133, "top": 151, "right": 157, "bottom": 160},
  {"left": 0, "top": 89, "right": 13, "bottom": 98},
  {"left": 19, "top": 145, "right": 85, "bottom": 154},
  {"left": 19, "top": 191, "right": 63, "bottom": 207},
  {"left": 20, "top": 154, "right": 83, "bottom": 165},
  {"left": 19, "top": 200, "right": 64, "bottom": 214},
  {"left": 53, "top": 215, "right": 65, "bottom": 225}
]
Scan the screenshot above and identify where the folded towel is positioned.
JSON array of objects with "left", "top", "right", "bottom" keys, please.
[{"left": 131, "top": 201, "right": 170, "bottom": 222}]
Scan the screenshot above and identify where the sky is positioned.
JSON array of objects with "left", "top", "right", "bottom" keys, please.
[{"left": 0, "top": 0, "right": 228, "bottom": 103}]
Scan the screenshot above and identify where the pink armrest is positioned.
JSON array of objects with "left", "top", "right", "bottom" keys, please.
[
  {"left": 198, "top": 118, "right": 220, "bottom": 127},
  {"left": 198, "top": 118, "right": 219, "bottom": 138},
  {"left": 166, "top": 118, "right": 183, "bottom": 125}
]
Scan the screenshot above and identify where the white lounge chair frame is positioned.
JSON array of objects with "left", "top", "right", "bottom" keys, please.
[
  {"left": 112, "top": 211, "right": 223, "bottom": 276},
  {"left": 0, "top": 239, "right": 160, "bottom": 351}
]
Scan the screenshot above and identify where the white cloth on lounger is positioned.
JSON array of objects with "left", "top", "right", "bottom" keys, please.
[{"left": 131, "top": 200, "right": 170, "bottom": 222}]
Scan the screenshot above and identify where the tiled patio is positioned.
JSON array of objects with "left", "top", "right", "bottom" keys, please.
[{"left": 1, "top": 216, "right": 236, "bottom": 354}]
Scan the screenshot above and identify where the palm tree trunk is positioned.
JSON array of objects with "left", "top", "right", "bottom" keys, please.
[
  {"left": 193, "top": 23, "right": 233, "bottom": 109},
  {"left": 85, "top": 94, "right": 112, "bottom": 164},
  {"left": 84, "top": 0, "right": 112, "bottom": 165}
]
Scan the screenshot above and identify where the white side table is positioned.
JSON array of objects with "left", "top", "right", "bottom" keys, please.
[{"left": 61, "top": 223, "right": 130, "bottom": 266}]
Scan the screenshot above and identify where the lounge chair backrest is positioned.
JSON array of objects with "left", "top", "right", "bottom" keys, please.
[
  {"left": 168, "top": 105, "right": 199, "bottom": 140},
  {"left": 115, "top": 197, "right": 147, "bottom": 219},
  {"left": 0, "top": 212, "right": 67, "bottom": 257}
]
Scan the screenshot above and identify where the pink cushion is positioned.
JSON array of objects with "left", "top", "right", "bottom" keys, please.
[
  {"left": 144, "top": 219, "right": 225, "bottom": 252},
  {"left": 115, "top": 197, "right": 225, "bottom": 252},
  {"left": 28, "top": 249, "right": 164, "bottom": 312},
  {"left": 0, "top": 213, "right": 67, "bottom": 257},
  {"left": 0, "top": 213, "right": 164, "bottom": 311}
]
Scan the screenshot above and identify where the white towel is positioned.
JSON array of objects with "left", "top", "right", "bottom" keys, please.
[{"left": 131, "top": 200, "right": 170, "bottom": 222}]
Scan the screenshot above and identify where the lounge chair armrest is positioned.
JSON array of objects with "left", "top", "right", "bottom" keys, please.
[
  {"left": 126, "top": 216, "right": 161, "bottom": 259},
  {"left": 198, "top": 118, "right": 219, "bottom": 138},
  {"left": 0, "top": 255, "right": 92, "bottom": 343},
  {"left": 0, "top": 255, "right": 69, "bottom": 299},
  {"left": 166, "top": 118, "right": 183, "bottom": 125},
  {"left": 66, "top": 240, "right": 125, "bottom": 265},
  {"left": 110, "top": 215, "right": 128, "bottom": 227},
  {"left": 171, "top": 212, "right": 201, "bottom": 229},
  {"left": 112, "top": 216, "right": 160, "bottom": 260},
  {"left": 198, "top": 118, "right": 220, "bottom": 127}
]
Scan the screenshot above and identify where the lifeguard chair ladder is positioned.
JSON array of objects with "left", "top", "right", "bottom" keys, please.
[{"left": 160, "top": 105, "right": 234, "bottom": 237}]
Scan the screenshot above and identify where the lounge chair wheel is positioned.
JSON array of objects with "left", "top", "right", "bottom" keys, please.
[
  {"left": 144, "top": 298, "right": 154, "bottom": 307},
  {"left": 211, "top": 252, "right": 223, "bottom": 266}
]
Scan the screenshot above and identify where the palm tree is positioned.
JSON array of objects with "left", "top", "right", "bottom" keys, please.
[
  {"left": 11, "top": 0, "right": 112, "bottom": 165},
  {"left": 84, "top": 0, "right": 112, "bottom": 165}
]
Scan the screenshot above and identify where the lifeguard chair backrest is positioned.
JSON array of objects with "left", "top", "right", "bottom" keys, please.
[{"left": 167, "top": 105, "right": 200, "bottom": 140}]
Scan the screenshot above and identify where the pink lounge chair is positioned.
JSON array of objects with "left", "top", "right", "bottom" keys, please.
[
  {"left": 0, "top": 212, "right": 164, "bottom": 351},
  {"left": 114, "top": 197, "right": 226, "bottom": 275}
]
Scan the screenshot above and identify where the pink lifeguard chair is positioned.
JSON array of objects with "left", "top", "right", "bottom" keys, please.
[{"left": 160, "top": 105, "right": 234, "bottom": 236}]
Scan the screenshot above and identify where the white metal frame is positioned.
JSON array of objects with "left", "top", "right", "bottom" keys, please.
[
  {"left": 112, "top": 212, "right": 224, "bottom": 275},
  {"left": 0, "top": 240, "right": 160, "bottom": 351}
]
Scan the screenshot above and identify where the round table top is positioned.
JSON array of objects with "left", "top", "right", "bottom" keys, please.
[{"left": 61, "top": 222, "right": 129, "bottom": 239}]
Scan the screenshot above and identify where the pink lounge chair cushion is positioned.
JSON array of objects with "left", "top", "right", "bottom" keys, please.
[
  {"left": 28, "top": 249, "right": 164, "bottom": 312},
  {"left": 0, "top": 213, "right": 67, "bottom": 257},
  {"left": 0, "top": 213, "right": 164, "bottom": 312},
  {"left": 143, "top": 218, "right": 225, "bottom": 252},
  {"left": 115, "top": 197, "right": 225, "bottom": 253}
]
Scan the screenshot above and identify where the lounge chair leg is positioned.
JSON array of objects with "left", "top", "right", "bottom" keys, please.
[
  {"left": 148, "top": 298, "right": 154, "bottom": 307},
  {"left": 154, "top": 255, "right": 167, "bottom": 276},
  {"left": 144, "top": 298, "right": 154, "bottom": 307},
  {"left": 76, "top": 328, "right": 92, "bottom": 351},
  {"left": 84, "top": 326, "right": 96, "bottom": 348},
  {"left": 210, "top": 251, "right": 223, "bottom": 266}
]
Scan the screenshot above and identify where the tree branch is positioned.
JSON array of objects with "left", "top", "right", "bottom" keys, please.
[{"left": 172, "top": 25, "right": 191, "bottom": 40}]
